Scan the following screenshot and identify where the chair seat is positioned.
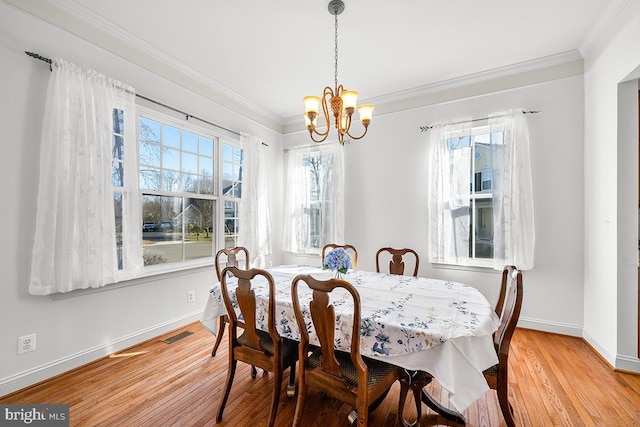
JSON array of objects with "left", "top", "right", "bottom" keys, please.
[
  {"left": 483, "top": 363, "right": 498, "bottom": 377},
  {"left": 238, "top": 329, "right": 299, "bottom": 363},
  {"left": 307, "top": 348, "right": 399, "bottom": 391}
]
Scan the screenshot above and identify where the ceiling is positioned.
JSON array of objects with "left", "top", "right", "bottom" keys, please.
[{"left": 7, "top": 0, "right": 628, "bottom": 130}]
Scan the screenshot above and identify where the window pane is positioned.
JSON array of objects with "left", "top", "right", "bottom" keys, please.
[
  {"left": 224, "top": 200, "right": 239, "bottom": 249},
  {"left": 182, "top": 131, "right": 197, "bottom": 153},
  {"left": 140, "top": 167, "right": 161, "bottom": 190},
  {"left": 163, "top": 148, "right": 180, "bottom": 171},
  {"left": 140, "top": 142, "right": 160, "bottom": 167},
  {"left": 474, "top": 199, "right": 493, "bottom": 258},
  {"left": 139, "top": 117, "right": 160, "bottom": 144},
  {"left": 182, "top": 152, "right": 198, "bottom": 174},
  {"left": 114, "top": 192, "right": 123, "bottom": 270},
  {"left": 161, "top": 170, "right": 181, "bottom": 192},
  {"left": 112, "top": 135, "right": 124, "bottom": 161},
  {"left": 200, "top": 137, "right": 213, "bottom": 157},
  {"left": 200, "top": 174, "right": 215, "bottom": 195},
  {"left": 112, "top": 161, "right": 124, "bottom": 187},
  {"left": 183, "top": 173, "right": 199, "bottom": 192},
  {"left": 163, "top": 125, "right": 180, "bottom": 149},
  {"left": 112, "top": 109, "right": 124, "bottom": 134},
  {"left": 199, "top": 155, "right": 213, "bottom": 176},
  {"left": 222, "top": 178, "right": 233, "bottom": 196},
  {"left": 142, "top": 195, "right": 185, "bottom": 265},
  {"left": 184, "top": 198, "right": 214, "bottom": 260}
]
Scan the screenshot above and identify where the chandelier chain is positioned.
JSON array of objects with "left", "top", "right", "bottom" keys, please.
[{"left": 334, "top": 10, "right": 339, "bottom": 91}]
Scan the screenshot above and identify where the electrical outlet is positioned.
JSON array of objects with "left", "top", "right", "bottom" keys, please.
[
  {"left": 18, "top": 334, "right": 36, "bottom": 355},
  {"left": 187, "top": 290, "right": 195, "bottom": 303}
]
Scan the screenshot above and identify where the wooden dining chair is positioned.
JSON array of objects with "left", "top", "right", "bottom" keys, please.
[
  {"left": 321, "top": 243, "right": 358, "bottom": 269},
  {"left": 375, "top": 247, "right": 420, "bottom": 276},
  {"left": 483, "top": 265, "right": 523, "bottom": 427},
  {"left": 210, "top": 247, "right": 250, "bottom": 358},
  {"left": 217, "top": 266, "right": 298, "bottom": 427},
  {"left": 397, "top": 265, "right": 523, "bottom": 427},
  {"left": 291, "top": 274, "right": 403, "bottom": 427}
]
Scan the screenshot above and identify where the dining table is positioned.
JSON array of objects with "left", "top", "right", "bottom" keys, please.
[{"left": 200, "top": 264, "right": 500, "bottom": 421}]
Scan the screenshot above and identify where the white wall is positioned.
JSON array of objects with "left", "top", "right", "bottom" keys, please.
[
  {"left": 583, "top": 0, "right": 640, "bottom": 370},
  {"left": 0, "top": 2, "right": 283, "bottom": 396},
  {"left": 284, "top": 76, "right": 586, "bottom": 337}
]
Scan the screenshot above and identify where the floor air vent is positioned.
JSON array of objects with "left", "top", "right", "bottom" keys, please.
[{"left": 162, "top": 330, "right": 193, "bottom": 344}]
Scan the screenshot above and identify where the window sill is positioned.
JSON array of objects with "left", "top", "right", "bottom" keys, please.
[
  {"left": 50, "top": 261, "right": 214, "bottom": 300},
  {"left": 430, "top": 261, "right": 500, "bottom": 274}
]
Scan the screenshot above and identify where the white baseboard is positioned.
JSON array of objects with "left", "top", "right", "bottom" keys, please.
[
  {"left": 518, "top": 316, "right": 583, "bottom": 337},
  {"left": 579, "top": 328, "right": 640, "bottom": 373},
  {"left": 0, "top": 311, "right": 203, "bottom": 397},
  {"left": 615, "top": 354, "right": 640, "bottom": 372}
]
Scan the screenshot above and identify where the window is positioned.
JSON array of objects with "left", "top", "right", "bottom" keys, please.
[
  {"left": 222, "top": 144, "right": 243, "bottom": 248},
  {"left": 137, "top": 108, "right": 242, "bottom": 267},
  {"left": 282, "top": 143, "right": 344, "bottom": 255},
  {"left": 428, "top": 111, "right": 535, "bottom": 270},
  {"left": 304, "top": 154, "right": 330, "bottom": 251},
  {"left": 111, "top": 108, "right": 126, "bottom": 270},
  {"left": 110, "top": 99, "right": 142, "bottom": 281},
  {"left": 444, "top": 128, "right": 502, "bottom": 261}
]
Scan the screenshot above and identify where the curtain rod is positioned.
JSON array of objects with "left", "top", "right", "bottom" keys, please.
[
  {"left": 25, "top": 51, "right": 268, "bottom": 146},
  {"left": 419, "top": 110, "right": 541, "bottom": 132}
]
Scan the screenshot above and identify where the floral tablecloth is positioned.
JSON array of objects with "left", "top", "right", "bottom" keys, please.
[{"left": 201, "top": 265, "right": 500, "bottom": 411}]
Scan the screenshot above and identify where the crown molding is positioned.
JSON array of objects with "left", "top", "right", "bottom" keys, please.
[
  {"left": 578, "top": 0, "right": 631, "bottom": 58},
  {"left": 284, "top": 50, "right": 584, "bottom": 134},
  {"left": 3, "top": 0, "right": 284, "bottom": 133}
]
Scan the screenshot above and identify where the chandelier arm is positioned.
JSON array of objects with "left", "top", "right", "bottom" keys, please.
[
  {"left": 309, "top": 130, "right": 330, "bottom": 143},
  {"left": 345, "top": 125, "right": 370, "bottom": 140}
]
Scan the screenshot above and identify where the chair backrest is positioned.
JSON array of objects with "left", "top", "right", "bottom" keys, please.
[
  {"left": 375, "top": 247, "right": 420, "bottom": 276},
  {"left": 494, "top": 266, "right": 523, "bottom": 363},
  {"left": 291, "top": 274, "right": 365, "bottom": 382},
  {"left": 220, "top": 266, "right": 279, "bottom": 351},
  {"left": 494, "top": 267, "right": 509, "bottom": 318},
  {"left": 321, "top": 244, "right": 358, "bottom": 269},
  {"left": 215, "top": 247, "right": 250, "bottom": 281}
]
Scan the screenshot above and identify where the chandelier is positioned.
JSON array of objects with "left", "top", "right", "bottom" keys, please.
[{"left": 303, "top": 0, "right": 374, "bottom": 145}]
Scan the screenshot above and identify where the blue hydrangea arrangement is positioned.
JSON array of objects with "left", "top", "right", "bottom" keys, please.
[{"left": 322, "top": 247, "right": 352, "bottom": 276}]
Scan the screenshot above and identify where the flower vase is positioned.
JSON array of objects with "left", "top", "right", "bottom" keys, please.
[{"left": 335, "top": 270, "right": 344, "bottom": 279}]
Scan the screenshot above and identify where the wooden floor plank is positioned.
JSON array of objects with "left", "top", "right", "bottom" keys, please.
[{"left": 2, "top": 324, "right": 640, "bottom": 426}]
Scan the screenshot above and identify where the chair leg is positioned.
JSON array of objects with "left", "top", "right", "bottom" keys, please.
[
  {"left": 497, "top": 385, "right": 515, "bottom": 427},
  {"left": 286, "top": 363, "right": 296, "bottom": 397},
  {"left": 292, "top": 376, "right": 307, "bottom": 427},
  {"left": 356, "top": 400, "right": 368, "bottom": 427},
  {"left": 266, "top": 369, "right": 283, "bottom": 427},
  {"left": 216, "top": 359, "right": 237, "bottom": 422},
  {"left": 211, "top": 315, "right": 226, "bottom": 357}
]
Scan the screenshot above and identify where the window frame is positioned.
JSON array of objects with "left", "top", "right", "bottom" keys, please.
[
  {"left": 436, "top": 123, "right": 502, "bottom": 269},
  {"left": 135, "top": 106, "right": 242, "bottom": 275},
  {"left": 300, "top": 148, "right": 333, "bottom": 255}
]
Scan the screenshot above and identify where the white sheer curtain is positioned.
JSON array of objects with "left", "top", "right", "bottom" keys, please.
[
  {"left": 282, "top": 142, "right": 344, "bottom": 253},
  {"left": 489, "top": 110, "right": 535, "bottom": 270},
  {"left": 428, "top": 109, "right": 535, "bottom": 270},
  {"left": 428, "top": 120, "right": 473, "bottom": 265},
  {"left": 238, "top": 133, "right": 272, "bottom": 267},
  {"left": 29, "top": 58, "right": 140, "bottom": 295}
]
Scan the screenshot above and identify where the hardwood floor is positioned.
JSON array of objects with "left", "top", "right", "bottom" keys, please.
[{"left": 2, "top": 323, "right": 640, "bottom": 426}]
